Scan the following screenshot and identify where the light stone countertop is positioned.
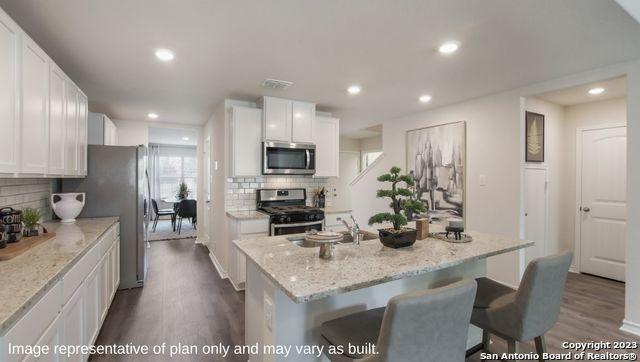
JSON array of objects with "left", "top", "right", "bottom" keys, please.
[
  {"left": 226, "top": 210, "right": 269, "bottom": 220},
  {"left": 0, "top": 217, "right": 119, "bottom": 334},
  {"left": 321, "top": 208, "right": 352, "bottom": 214},
  {"left": 234, "top": 226, "right": 533, "bottom": 303}
]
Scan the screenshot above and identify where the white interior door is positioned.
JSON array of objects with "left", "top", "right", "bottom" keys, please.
[
  {"left": 203, "top": 136, "right": 212, "bottom": 248},
  {"left": 579, "top": 125, "right": 627, "bottom": 281},
  {"left": 524, "top": 167, "right": 547, "bottom": 265}
]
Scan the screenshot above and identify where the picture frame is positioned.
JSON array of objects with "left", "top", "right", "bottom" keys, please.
[{"left": 525, "top": 111, "right": 545, "bottom": 163}]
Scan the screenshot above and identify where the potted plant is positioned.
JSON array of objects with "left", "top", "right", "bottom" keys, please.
[
  {"left": 368, "top": 166, "right": 426, "bottom": 248},
  {"left": 22, "top": 208, "right": 41, "bottom": 237},
  {"left": 176, "top": 181, "right": 190, "bottom": 200}
]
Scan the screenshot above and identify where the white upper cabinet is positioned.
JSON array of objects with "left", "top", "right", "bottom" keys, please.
[
  {"left": 88, "top": 112, "right": 117, "bottom": 146},
  {"left": 65, "top": 83, "right": 78, "bottom": 176},
  {"left": 0, "top": 10, "right": 19, "bottom": 174},
  {"left": 48, "top": 63, "right": 66, "bottom": 175},
  {"left": 20, "top": 35, "right": 49, "bottom": 174},
  {"left": 291, "top": 101, "right": 315, "bottom": 143},
  {"left": 77, "top": 92, "right": 88, "bottom": 175},
  {"left": 262, "top": 96, "right": 292, "bottom": 142},
  {"left": 313, "top": 116, "right": 340, "bottom": 178},
  {"left": 231, "top": 106, "right": 262, "bottom": 176}
]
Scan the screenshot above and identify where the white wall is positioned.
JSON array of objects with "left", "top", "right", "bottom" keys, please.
[{"left": 351, "top": 92, "right": 525, "bottom": 287}]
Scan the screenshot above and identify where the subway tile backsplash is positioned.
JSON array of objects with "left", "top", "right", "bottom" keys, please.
[
  {"left": 225, "top": 175, "right": 333, "bottom": 211},
  {"left": 0, "top": 178, "right": 55, "bottom": 221}
]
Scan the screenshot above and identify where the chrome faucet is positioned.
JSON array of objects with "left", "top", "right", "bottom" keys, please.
[{"left": 338, "top": 215, "right": 361, "bottom": 245}]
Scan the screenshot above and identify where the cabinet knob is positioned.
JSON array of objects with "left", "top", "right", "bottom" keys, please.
[{"left": 582, "top": 207, "right": 591, "bottom": 213}]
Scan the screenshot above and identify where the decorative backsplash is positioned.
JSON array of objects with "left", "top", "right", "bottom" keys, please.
[
  {"left": 0, "top": 178, "right": 55, "bottom": 221},
  {"left": 225, "top": 175, "right": 333, "bottom": 211}
]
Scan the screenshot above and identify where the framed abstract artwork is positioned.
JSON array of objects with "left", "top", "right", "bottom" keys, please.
[
  {"left": 525, "top": 111, "right": 545, "bottom": 163},
  {"left": 406, "top": 121, "right": 466, "bottom": 226}
]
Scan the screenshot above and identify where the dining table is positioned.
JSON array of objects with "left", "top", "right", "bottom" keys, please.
[{"left": 161, "top": 198, "right": 197, "bottom": 231}]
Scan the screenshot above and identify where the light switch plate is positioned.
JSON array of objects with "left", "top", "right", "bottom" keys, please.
[{"left": 479, "top": 174, "right": 487, "bottom": 186}]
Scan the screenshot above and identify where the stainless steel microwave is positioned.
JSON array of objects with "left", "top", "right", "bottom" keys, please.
[{"left": 263, "top": 142, "right": 316, "bottom": 175}]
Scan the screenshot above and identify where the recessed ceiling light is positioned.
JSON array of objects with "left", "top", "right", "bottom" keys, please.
[
  {"left": 588, "top": 87, "right": 605, "bottom": 95},
  {"left": 154, "top": 48, "right": 175, "bottom": 62},
  {"left": 182, "top": 137, "right": 189, "bottom": 141},
  {"left": 347, "top": 85, "right": 361, "bottom": 95},
  {"left": 438, "top": 41, "right": 460, "bottom": 54},
  {"left": 147, "top": 113, "right": 159, "bottom": 120},
  {"left": 419, "top": 95, "right": 432, "bottom": 103}
]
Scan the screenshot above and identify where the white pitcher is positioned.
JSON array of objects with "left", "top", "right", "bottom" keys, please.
[{"left": 51, "top": 193, "right": 85, "bottom": 223}]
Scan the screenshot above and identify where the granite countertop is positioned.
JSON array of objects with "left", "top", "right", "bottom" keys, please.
[
  {"left": 234, "top": 226, "right": 533, "bottom": 303},
  {"left": 0, "top": 217, "right": 119, "bottom": 334},
  {"left": 226, "top": 210, "right": 269, "bottom": 220},
  {"left": 322, "top": 208, "right": 352, "bottom": 214}
]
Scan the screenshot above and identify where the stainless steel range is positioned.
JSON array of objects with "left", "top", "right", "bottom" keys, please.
[{"left": 257, "top": 188, "right": 325, "bottom": 236}]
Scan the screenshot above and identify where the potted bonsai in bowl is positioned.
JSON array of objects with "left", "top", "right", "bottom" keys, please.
[
  {"left": 176, "top": 181, "right": 190, "bottom": 200},
  {"left": 368, "top": 166, "right": 426, "bottom": 248},
  {"left": 22, "top": 207, "right": 41, "bottom": 237}
]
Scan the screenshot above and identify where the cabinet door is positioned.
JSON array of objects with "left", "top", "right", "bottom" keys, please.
[
  {"left": 62, "top": 286, "right": 84, "bottom": 362},
  {"left": 0, "top": 10, "right": 20, "bottom": 174},
  {"left": 24, "top": 315, "right": 62, "bottom": 362},
  {"left": 115, "top": 239, "right": 120, "bottom": 289},
  {"left": 110, "top": 241, "right": 119, "bottom": 296},
  {"left": 263, "top": 97, "right": 291, "bottom": 142},
  {"left": 98, "top": 255, "right": 109, "bottom": 322},
  {"left": 313, "top": 116, "right": 340, "bottom": 177},
  {"left": 21, "top": 35, "right": 49, "bottom": 174},
  {"left": 232, "top": 106, "right": 262, "bottom": 176},
  {"left": 64, "top": 83, "right": 78, "bottom": 175},
  {"left": 48, "top": 64, "right": 66, "bottom": 175},
  {"left": 77, "top": 93, "right": 88, "bottom": 176},
  {"left": 83, "top": 264, "right": 99, "bottom": 346},
  {"left": 291, "top": 101, "right": 315, "bottom": 143}
]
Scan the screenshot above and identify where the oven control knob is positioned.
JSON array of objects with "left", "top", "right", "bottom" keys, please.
[
  {"left": 308, "top": 214, "right": 315, "bottom": 220},
  {"left": 279, "top": 216, "right": 287, "bottom": 223},
  {"left": 286, "top": 216, "right": 291, "bottom": 223}
]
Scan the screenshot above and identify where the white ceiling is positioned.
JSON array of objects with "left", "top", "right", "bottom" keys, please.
[
  {"left": 148, "top": 127, "right": 197, "bottom": 146},
  {"left": 343, "top": 124, "right": 383, "bottom": 139},
  {"left": 1, "top": 1, "right": 639, "bottom": 128},
  {"left": 536, "top": 76, "right": 627, "bottom": 106}
]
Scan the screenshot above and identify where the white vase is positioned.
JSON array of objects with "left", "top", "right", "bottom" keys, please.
[{"left": 51, "top": 193, "right": 85, "bottom": 223}]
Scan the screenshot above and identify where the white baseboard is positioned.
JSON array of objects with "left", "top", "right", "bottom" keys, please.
[
  {"left": 229, "top": 277, "right": 245, "bottom": 292},
  {"left": 569, "top": 264, "right": 579, "bottom": 273},
  {"left": 209, "top": 252, "right": 228, "bottom": 279},
  {"left": 195, "top": 237, "right": 207, "bottom": 245},
  {"left": 621, "top": 319, "right": 640, "bottom": 337}
]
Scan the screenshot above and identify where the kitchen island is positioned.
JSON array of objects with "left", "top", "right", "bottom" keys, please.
[{"left": 234, "top": 227, "right": 532, "bottom": 362}]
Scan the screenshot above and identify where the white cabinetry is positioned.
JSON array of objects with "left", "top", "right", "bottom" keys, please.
[
  {"left": 228, "top": 217, "right": 269, "bottom": 290},
  {"left": 230, "top": 106, "right": 262, "bottom": 176},
  {"left": 88, "top": 112, "right": 118, "bottom": 146},
  {"left": 20, "top": 35, "right": 49, "bottom": 174},
  {"left": 261, "top": 97, "right": 315, "bottom": 143},
  {"left": 0, "top": 10, "right": 20, "bottom": 174},
  {"left": 313, "top": 116, "right": 340, "bottom": 177},
  {"left": 291, "top": 101, "right": 315, "bottom": 143},
  {"left": 0, "top": 5, "right": 87, "bottom": 178},
  {"left": 0, "top": 222, "right": 120, "bottom": 361},
  {"left": 48, "top": 63, "right": 66, "bottom": 175}
]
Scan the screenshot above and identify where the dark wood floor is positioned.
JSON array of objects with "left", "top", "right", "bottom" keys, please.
[
  {"left": 93, "top": 239, "right": 638, "bottom": 361},
  {"left": 467, "top": 272, "right": 639, "bottom": 361},
  {"left": 92, "top": 239, "right": 245, "bottom": 361}
]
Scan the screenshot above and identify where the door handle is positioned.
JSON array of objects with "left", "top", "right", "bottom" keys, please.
[{"left": 583, "top": 207, "right": 591, "bottom": 212}]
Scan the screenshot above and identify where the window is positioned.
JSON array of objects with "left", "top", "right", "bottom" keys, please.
[
  {"left": 362, "top": 151, "right": 382, "bottom": 170},
  {"left": 157, "top": 146, "right": 197, "bottom": 200}
]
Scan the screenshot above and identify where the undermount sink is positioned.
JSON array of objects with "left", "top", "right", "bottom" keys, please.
[{"left": 287, "top": 231, "right": 379, "bottom": 248}]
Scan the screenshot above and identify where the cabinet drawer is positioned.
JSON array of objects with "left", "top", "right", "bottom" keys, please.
[
  {"left": 239, "top": 219, "right": 269, "bottom": 234},
  {"left": 324, "top": 213, "right": 350, "bottom": 227},
  {"left": 62, "top": 242, "right": 100, "bottom": 304},
  {"left": 3, "top": 281, "right": 62, "bottom": 361},
  {"left": 99, "top": 223, "right": 118, "bottom": 255}
]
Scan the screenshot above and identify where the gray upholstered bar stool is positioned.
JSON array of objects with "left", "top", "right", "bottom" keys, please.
[
  {"left": 319, "top": 279, "right": 477, "bottom": 362},
  {"left": 471, "top": 252, "right": 573, "bottom": 361}
]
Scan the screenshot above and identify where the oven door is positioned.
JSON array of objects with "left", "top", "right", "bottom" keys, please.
[
  {"left": 263, "top": 142, "right": 316, "bottom": 175},
  {"left": 271, "top": 220, "right": 324, "bottom": 236}
]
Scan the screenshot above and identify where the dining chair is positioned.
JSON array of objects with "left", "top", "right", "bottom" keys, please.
[
  {"left": 320, "top": 279, "right": 478, "bottom": 361},
  {"left": 176, "top": 199, "right": 197, "bottom": 234},
  {"left": 151, "top": 199, "right": 176, "bottom": 232},
  {"left": 471, "top": 252, "right": 572, "bottom": 361}
]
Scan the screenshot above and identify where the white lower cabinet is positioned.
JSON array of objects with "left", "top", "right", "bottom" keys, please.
[
  {"left": 228, "top": 217, "right": 269, "bottom": 290},
  {"left": 0, "top": 222, "right": 120, "bottom": 362}
]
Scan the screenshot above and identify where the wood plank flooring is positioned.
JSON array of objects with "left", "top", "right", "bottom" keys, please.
[{"left": 93, "top": 239, "right": 639, "bottom": 361}]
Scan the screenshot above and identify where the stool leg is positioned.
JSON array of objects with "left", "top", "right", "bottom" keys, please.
[
  {"left": 482, "top": 330, "right": 491, "bottom": 352},
  {"left": 534, "top": 335, "right": 546, "bottom": 362}
]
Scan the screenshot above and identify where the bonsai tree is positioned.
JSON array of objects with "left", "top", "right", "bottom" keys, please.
[
  {"left": 368, "top": 166, "right": 426, "bottom": 230},
  {"left": 176, "top": 181, "right": 190, "bottom": 200}
]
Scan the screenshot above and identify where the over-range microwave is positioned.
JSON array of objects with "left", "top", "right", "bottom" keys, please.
[{"left": 263, "top": 142, "right": 316, "bottom": 175}]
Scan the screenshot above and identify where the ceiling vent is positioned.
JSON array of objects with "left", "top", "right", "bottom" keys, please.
[{"left": 262, "top": 78, "right": 293, "bottom": 90}]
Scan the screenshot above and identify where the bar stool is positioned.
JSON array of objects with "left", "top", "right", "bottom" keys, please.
[
  {"left": 320, "top": 279, "right": 478, "bottom": 362},
  {"left": 471, "top": 252, "right": 573, "bottom": 361}
]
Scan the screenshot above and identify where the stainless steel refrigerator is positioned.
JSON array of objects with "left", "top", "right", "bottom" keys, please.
[{"left": 62, "top": 145, "right": 150, "bottom": 289}]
